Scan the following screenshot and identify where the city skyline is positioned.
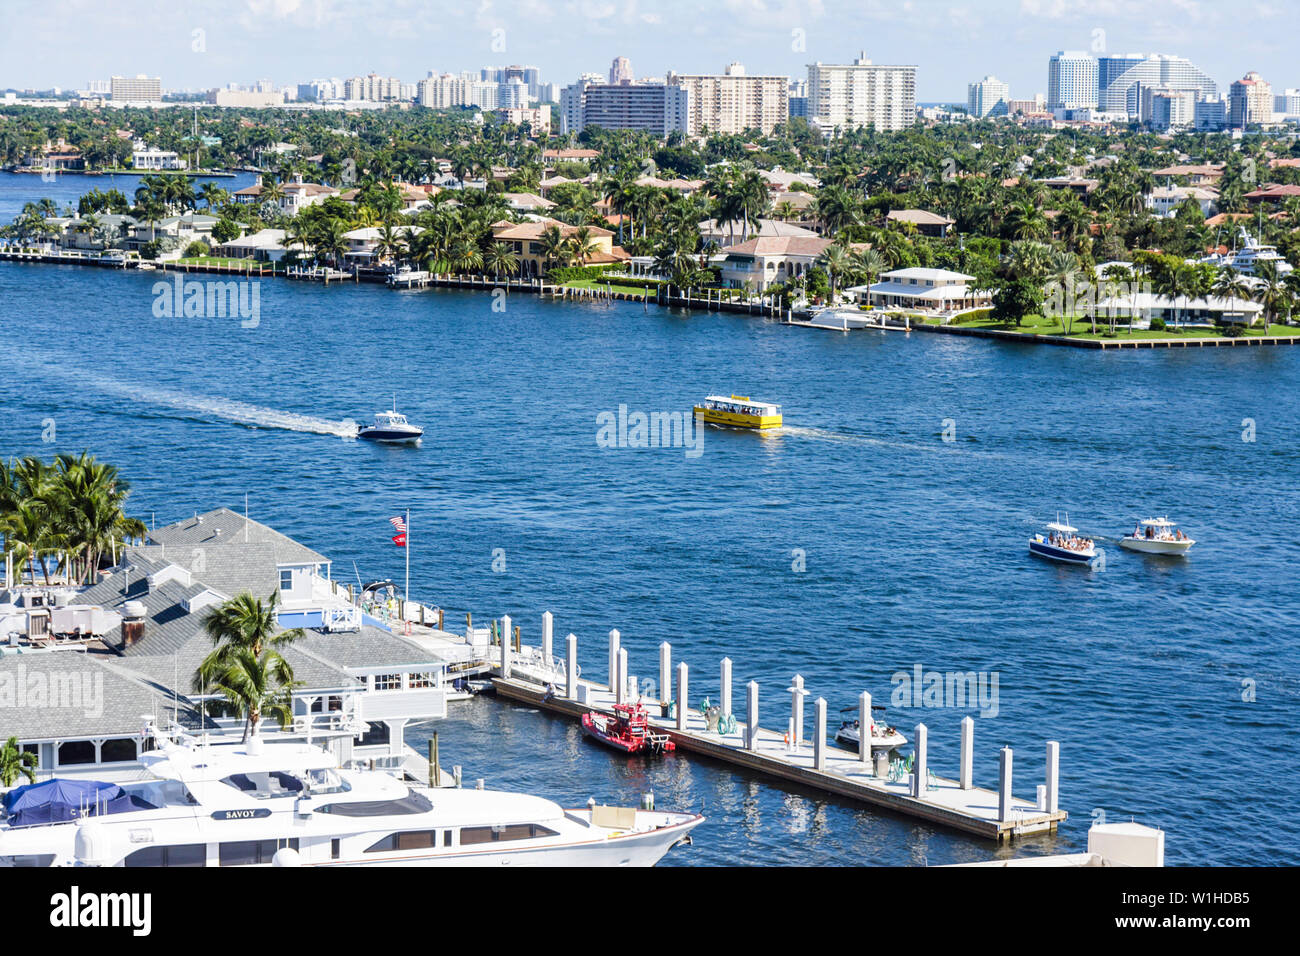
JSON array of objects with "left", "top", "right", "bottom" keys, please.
[{"left": 3, "top": 0, "right": 1297, "bottom": 102}]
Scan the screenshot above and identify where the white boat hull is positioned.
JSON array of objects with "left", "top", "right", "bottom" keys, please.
[{"left": 1119, "top": 536, "right": 1194, "bottom": 555}]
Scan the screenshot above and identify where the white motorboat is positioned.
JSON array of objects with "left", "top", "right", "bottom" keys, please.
[
  {"left": 357, "top": 402, "right": 423, "bottom": 444},
  {"left": 1119, "top": 517, "right": 1195, "bottom": 555},
  {"left": 0, "top": 722, "right": 702, "bottom": 868},
  {"left": 834, "top": 704, "right": 907, "bottom": 753},
  {"left": 1029, "top": 514, "right": 1097, "bottom": 566}
]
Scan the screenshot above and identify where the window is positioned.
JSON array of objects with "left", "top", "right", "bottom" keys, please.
[
  {"left": 124, "top": 843, "right": 207, "bottom": 867},
  {"left": 372, "top": 674, "right": 402, "bottom": 691},
  {"left": 279, "top": 569, "right": 293, "bottom": 591},
  {"left": 365, "top": 829, "right": 438, "bottom": 853},
  {"left": 219, "top": 838, "right": 298, "bottom": 866},
  {"left": 355, "top": 722, "right": 390, "bottom": 747},
  {"left": 57, "top": 740, "right": 96, "bottom": 765},
  {"left": 459, "top": 823, "right": 558, "bottom": 845},
  {"left": 407, "top": 672, "right": 438, "bottom": 689},
  {"left": 100, "top": 738, "right": 137, "bottom": 763}
]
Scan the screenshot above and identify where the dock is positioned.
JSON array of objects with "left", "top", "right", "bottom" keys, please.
[{"left": 484, "top": 617, "right": 1067, "bottom": 843}]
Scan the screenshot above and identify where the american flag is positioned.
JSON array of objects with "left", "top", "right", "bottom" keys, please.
[{"left": 389, "top": 515, "right": 407, "bottom": 533}]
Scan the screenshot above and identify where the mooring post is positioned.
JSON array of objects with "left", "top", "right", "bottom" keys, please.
[
  {"left": 565, "top": 633, "right": 578, "bottom": 700},
  {"left": 960, "top": 716, "right": 975, "bottom": 790},
  {"left": 428, "top": 734, "right": 439, "bottom": 788},
  {"left": 859, "top": 691, "right": 872, "bottom": 766},
  {"left": 608, "top": 629, "right": 620, "bottom": 693},
  {"left": 500, "top": 614, "right": 512, "bottom": 679},
  {"left": 746, "top": 680, "right": 759, "bottom": 750},
  {"left": 676, "top": 662, "right": 689, "bottom": 731},
  {"left": 788, "top": 675, "right": 806, "bottom": 749},
  {"left": 541, "top": 611, "right": 553, "bottom": 665},
  {"left": 999, "top": 747, "right": 1014, "bottom": 823},
  {"left": 617, "top": 648, "right": 628, "bottom": 705},
  {"left": 659, "top": 641, "right": 672, "bottom": 706},
  {"left": 720, "top": 658, "right": 732, "bottom": 717},
  {"left": 912, "top": 722, "right": 928, "bottom": 797},
  {"left": 1045, "top": 740, "right": 1059, "bottom": 813},
  {"left": 814, "top": 698, "right": 827, "bottom": 771}
]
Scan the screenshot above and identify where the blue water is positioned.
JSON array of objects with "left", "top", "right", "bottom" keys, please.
[{"left": 2, "top": 175, "right": 1297, "bottom": 866}]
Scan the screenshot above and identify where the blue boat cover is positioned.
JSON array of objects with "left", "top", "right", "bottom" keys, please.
[{"left": 3, "top": 778, "right": 137, "bottom": 827}]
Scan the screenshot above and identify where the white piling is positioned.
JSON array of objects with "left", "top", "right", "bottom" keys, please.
[
  {"left": 814, "top": 698, "right": 827, "bottom": 771},
  {"left": 859, "top": 691, "right": 872, "bottom": 766},
  {"left": 617, "top": 648, "right": 628, "bottom": 705},
  {"left": 960, "top": 716, "right": 974, "bottom": 790},
  {"left": 500, "top": 614, "right": 512, "bottom": 679},
  {"left": 608, "top": 629, "right": 620, "bottom": 693},
  {"left": 998, "top": 747, "right": 1013, "bottom": 822},
  {"left": 912, "top": 722, "right": 928, "bottom": 797},
  {"left": 541, "top": 611, "right": 553, "bottom": 665},
  {"left": 659, "top": 642, "right": 672, "bottom": 706},
  {"left": 746, "top": 681, "right": 759, "bottom": 750},
  {"left": 676, "top": 662, "right": 688, "bottom": 731},
  {"left": 720, "top": 658, "right": 732, "bottom": 716},
  {"left": 565, "top": 633, "right": 577, "bottom": 699},
  {"left": 789, "top": 675, "right": 806, "bottom": 749},
  {"left": 1045, "top": 740, "right": 1059, "bottom": 813}
]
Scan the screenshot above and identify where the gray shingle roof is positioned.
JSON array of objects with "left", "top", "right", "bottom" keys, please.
[
  {"left": 0, "top": 650, "right": 209, "bottom": 742},
  {"left": 148, "top": 508, "right": 330, "bottom": 566},
  {"left": 291, "top": 626, "right": 446, "bottom": 672},
  {"left": 117, "top": 631, "right": 355, "bottom": 695}
]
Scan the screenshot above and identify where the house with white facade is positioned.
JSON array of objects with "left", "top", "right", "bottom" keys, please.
[{"left": 850, "top": 267, "right": 992, "bottom": 312}]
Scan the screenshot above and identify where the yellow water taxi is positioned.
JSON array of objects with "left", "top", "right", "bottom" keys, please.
[{"left": 693, "top": 394, "right": 783, "bottom": 430}]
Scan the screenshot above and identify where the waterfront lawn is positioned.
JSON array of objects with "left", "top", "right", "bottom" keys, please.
[
  {"left": 939, "top": 313, "right": 1300, "bottom": 341},
  {"left": 561, "top": 277, "right": 653, "bottom": 296},
  {"left": 172, "top": 256, "right": 276, "bottom": 271}
]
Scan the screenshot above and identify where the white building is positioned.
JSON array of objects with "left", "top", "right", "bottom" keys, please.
[
  {"left": 1097, "top": 53, "right": 1216, "bottom": 117},
  {"left": 1145, "top": 184, "right": 1217, "bottom": 218},
  {"left": 1141, "top": 87, "right": 1198, "bottom": 130},
  {"left": 1047, "top": 52, "right": 1098, "bottom": 110},
  {"left": 967, "top": 75, "right": 1009, "bottom": 118},
  {"left": 851, "top": 267, "right": 991, "bottom": 313},
  {"left": 609, "top": 56, "right": 634, "bottom": 85},
  {"left": 667, "top": 63, "right": 789, "bottom": 135},
  {"left": 131, "top": 141, "right": 187, "bottom": 171},
  {"left": 807, "top": 54, "right": 916, "bottom": 133},
  {"left": 111, "top": 74, "right": 162, "bottom": 103},
  {"left": 1229, "top": 72, "right": 1274, "bottom": 128},
  {"left": 562, "top": 80, "right": 690, "bottom": 136}
]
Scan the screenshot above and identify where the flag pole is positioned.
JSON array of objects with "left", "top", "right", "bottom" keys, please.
[{"left": 404, "top": 508, "right": 410, "bottom": 607}]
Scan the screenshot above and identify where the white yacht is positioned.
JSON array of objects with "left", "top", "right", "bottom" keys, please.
[
  {"left": 1119, "top": 517, "right": 1195, "bottom": 555},
  {"left": 834, "top": 704, "right": 907, "bottom": 753},
  {"left": 1201, "top": 228, "right": 1294, "bottom": 279},
  {"left": 0, "top": 723, "right": 702, "bottom": 867}
]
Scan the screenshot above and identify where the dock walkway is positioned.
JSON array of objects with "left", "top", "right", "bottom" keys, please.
[{"left": 493, "top": 667, "right": 1065, "bottom": 843}]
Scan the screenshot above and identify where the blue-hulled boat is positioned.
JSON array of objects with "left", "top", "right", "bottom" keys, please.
[{"left": 1028, "top": 515, "right": 1096, "bottom": 565}]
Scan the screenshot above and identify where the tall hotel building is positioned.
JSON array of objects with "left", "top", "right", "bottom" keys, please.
[
  {"left": 1229, "top": 72, "right": 1274, "bottom": 128},
  {"left": 967, "top": 75, "right": 1010, "bottom": 118},
  {"left": 110, "top": 75, "right": 162, "bottom": 103},
  {"left": 1097, "top": 53, "right": 1217, "bottom": 117},
  {"left": 806, "top": 54, "right": 917, "bottom": 134},
  {"left": 666, "top": 63, "right": 789, "bottom": 135},
  {"left": 1047, "top": 52, "right": 1098, "bottom": 110}
]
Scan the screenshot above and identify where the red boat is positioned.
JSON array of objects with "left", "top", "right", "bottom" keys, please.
[{"left": 581, "top": 701, "right": 676, "bottom": 755}]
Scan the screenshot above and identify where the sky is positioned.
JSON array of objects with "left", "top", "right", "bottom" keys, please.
[{"left": 2, "top": 0, "right": 1296, "bottom": 102}]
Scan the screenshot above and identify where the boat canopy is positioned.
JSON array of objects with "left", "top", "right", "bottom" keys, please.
[
  {"left": 1138, "top": 518, "right": 1176, "bottom": 527},
  {"left": 1045, "top": 522, "right": 1077, "bottom": 533},
  {"left": 3, "top": 778, "right": 155, "bottom": 828},
  {"left": 700, "top": 394, "right": 781, "bottom": 415}
]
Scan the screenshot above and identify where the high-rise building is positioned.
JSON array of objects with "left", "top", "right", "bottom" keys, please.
[
  {"left": 1230, "top": 72, "right": 1274, "bottom": 127},
  {"left": 344, "top": 74, "right": 405, "bottom": 103},
  {"left": 667, "top": 62, "right": 789, "bottom": 135},
  {"left": 609, "top": 56, "right": 634, "bottom": 85},
  {"left": 1141, "top": 87, "right": 1197, "bottom": 130},
  {"left": 1047, "top": 52, "right": 1098, "bottom": 110},
  {"left": 805, "top": 53, "right": 916, "bottom": 134},
  {"left": 559, "top": 80, "right": 689, "bottom": 136},
  {"left": 1097, "top": 53, "right": 1216, "bottom": 116},
  {"left": 1276, "top": 89, "right": 1300, "bottom": 118},
  {"left": 111, "top": 75, "right": 162, "bottom": 103},
  {"left": 967, "top": 75, "right": 1009, "bottom": 118},
  {"left": 1194, "top": 96, "right": 1228, "bottom": 131}
]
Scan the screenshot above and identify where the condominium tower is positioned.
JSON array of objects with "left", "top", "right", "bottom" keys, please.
[
  {"left": 1047, "top": 52, "right": 1098, "bottom": 110},
  {"left": 666, "top": 63, "right": 789, "bottom": 135},
  {"left": 805, "top": 54, "right": 916, "bottom": 133}
]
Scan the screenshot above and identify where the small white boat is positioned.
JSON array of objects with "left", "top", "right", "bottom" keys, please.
[
  {"left": 835, "top": 705, "right": 907, "bottom": 753},
  {"left": 1119, "top": 517, "right": 1195, "bottom": 555},
  {"left": 1029, "top": 514, "right": 1097, "bottom": 566},
  {"left": 357, "top": 401, "right": 423, "bottom": 444}
]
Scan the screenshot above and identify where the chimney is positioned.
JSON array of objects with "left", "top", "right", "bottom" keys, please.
[{"left": 121, "top": 600, "right": 147, "bottom": 649}]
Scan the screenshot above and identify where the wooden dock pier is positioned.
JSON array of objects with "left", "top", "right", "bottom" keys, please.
[{"left": 487, "top": 621, "right": 1067, "bottom": 843}]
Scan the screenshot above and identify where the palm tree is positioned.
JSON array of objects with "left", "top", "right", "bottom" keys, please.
[
  {"left": 483, "top": 241, "right": 520, "bottom": 280},
  {"left": 1253, "top": 261, "right": 1287, "bottom": 329},
  {"left": 193, "top": 592, "right": 303, "bottom": 741},
  {"left": 0, "top": 737, "right": 37, "bottom": 787},
  {"left": 816, "top": 243, "right": 852, "bottom": 302}
]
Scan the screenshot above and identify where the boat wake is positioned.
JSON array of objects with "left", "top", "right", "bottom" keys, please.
[{"left": 56, "top": 367, "right": 357, "bottom": 438}]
